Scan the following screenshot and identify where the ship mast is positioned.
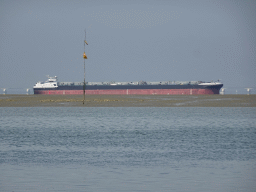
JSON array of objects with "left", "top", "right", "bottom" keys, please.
[{"left": 83, "top": 29, "right": 88, "bottom": 104}]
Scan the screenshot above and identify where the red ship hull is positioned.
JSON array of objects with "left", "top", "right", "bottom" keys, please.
[{"left": 34, "top": 89, "right": 219, "bottom": 95}]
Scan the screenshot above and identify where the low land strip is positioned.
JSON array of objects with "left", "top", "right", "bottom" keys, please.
[{"left": 0, "top": 94, "right": 255, "bottom": 107}]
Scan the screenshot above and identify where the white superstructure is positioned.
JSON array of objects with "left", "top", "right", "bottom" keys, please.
[{"left": 33, "top": 76, "right": 58, "bottom": 89}]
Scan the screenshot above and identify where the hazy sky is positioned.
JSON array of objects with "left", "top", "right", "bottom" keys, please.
[{"left": 1, "top": 0, "right": 255, "bottom": 92}]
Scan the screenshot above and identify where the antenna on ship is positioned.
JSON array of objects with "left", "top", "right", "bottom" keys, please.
[{"left": 83, "top": 29, "right": 88, "bottom": 104}]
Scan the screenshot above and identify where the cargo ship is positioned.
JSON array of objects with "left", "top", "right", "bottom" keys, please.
[{"left": 33, "top": 76, "right": 223, "bottom": 95}]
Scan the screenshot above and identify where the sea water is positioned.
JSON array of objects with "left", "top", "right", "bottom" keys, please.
[{"left": 0, "top": 107, "right": 255, "bottom": 192}]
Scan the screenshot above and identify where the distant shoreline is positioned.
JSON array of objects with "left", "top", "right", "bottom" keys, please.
[{"left": 0, "top": 94, "right": 255, "bottom": 107}]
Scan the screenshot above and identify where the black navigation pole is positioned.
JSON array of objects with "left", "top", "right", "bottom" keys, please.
[{"left": 83, "top": 29, "right": 88, "bottom": 105}]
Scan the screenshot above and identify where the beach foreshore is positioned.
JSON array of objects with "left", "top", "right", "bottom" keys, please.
[{"left": 0, "top": 94, "right": 255, "bottom": 107}]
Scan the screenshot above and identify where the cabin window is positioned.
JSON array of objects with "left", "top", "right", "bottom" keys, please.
[{"left": 54, "top": 84, "right": 56, "bottom": 86}]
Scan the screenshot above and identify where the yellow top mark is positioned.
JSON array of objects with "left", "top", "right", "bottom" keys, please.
[
  {"left": 83, "top": 30, "right": 88, "bottom": 59},
  {"left": 83, "top": 52, "right": 87, "bottom": 59}
]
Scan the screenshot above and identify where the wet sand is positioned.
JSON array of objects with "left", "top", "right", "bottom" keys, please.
[{"left": 0, "top": 94, "right": 255, "bottom": 107}]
